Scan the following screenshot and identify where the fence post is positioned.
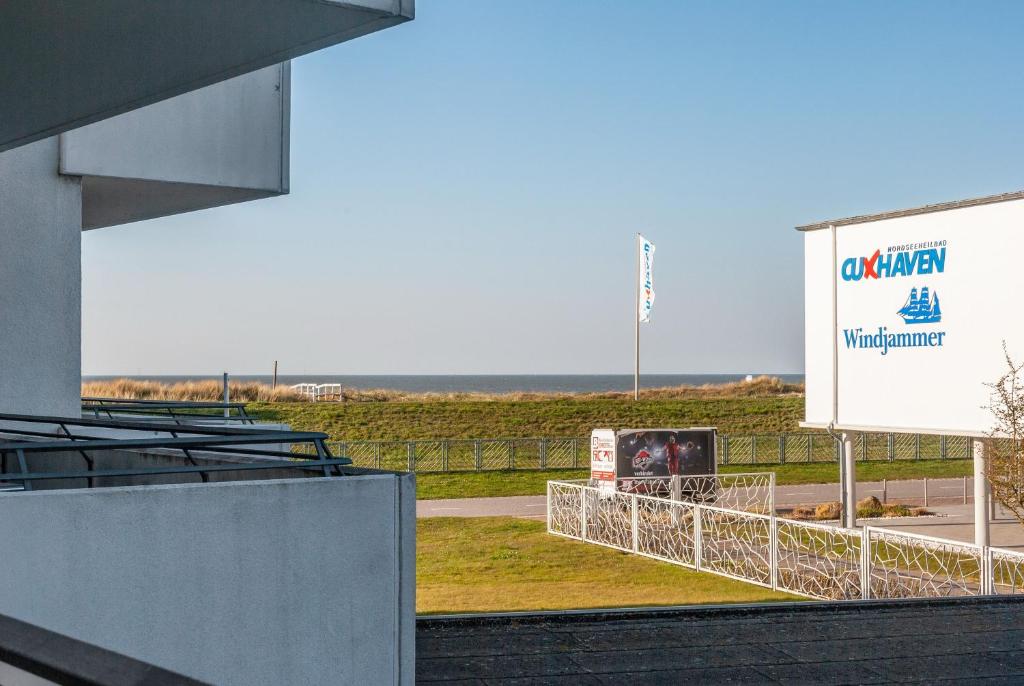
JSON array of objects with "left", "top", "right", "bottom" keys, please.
[
  {"left": 984, "top": 547, "right": 994, "bottom": 596},
  {"left": 861, "top": 434, "right": 867, "bottom": 462},
  {"left": 546, "top": 481, "right": 552, "bottom": 533},
  {"left": 631, "top": 494, "right": 639, "bottom": 553},
  {"left": 915, "top": 434, "right": 921, "bottom": 461},
  {"left": 752, "top": 435, "right": 757, "bottom": 465},
  {"left": 963, "top": 476, "right": 968, "bottom": 505},
  {"left": 769, "top": 516, "right": 778, "bottom": 591},
  {"left": 474, "top": 441, "right": 482, "bottom": 470},
  {"left": 779, "top": 435, "right": 786, "bottom": 465},
  {"left": 924, "top": 477, "right": 929, "bottom": 507},
  {"left": 887, "top": 433, "right": 894, "bottom": 462},
  {"left": 940, "top": 435, "right": 948, "bottom": 460},
  {"left": 723, "top": 436, "right": 730, "bottom": 465},
  {"left": 807, "top": 435, "right": 812, "bottom": 462},
  {"left": 861, "top": 528, "right": 872, "bottom": 600},
  {"left": 671, "top": 475, "right": 682, "bottom": 502},
  {"left": 442, "top": 440, "right": 449, "bottom": 472},
  {"left": 540, "top": 438, "right": 548, "bottom": 469},
  {"left": 374, "top": 444, "right": 381, "bottom": 470},
  {"left": 407, "top": 443, "right": 415, "bottom": 472},
  {"left": 572, "top": 438, "right": 579, "bottom": 468},
  {"left": 581, "top": 488, "right": 589, "bottom": 541},
  {"left": 508, "top": 440, "right": 514, "bottom": 469},
  {"left": 694, "top": 504, "right": 703, "bottom": 572},
  {"left": 882, "top": 478, "right": 887, "bottom": 504}
]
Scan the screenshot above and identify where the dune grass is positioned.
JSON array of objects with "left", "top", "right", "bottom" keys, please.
[
  {"left": 416, "top": 516, "right": 797, "bottom": 614},
  {"left": 415, "top": 460, "right": 973, "bottom": 500}
]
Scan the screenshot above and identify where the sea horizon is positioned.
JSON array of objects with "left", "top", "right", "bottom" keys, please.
[{"left": 83, "top": 373, "right": 805, "bottom": 394}]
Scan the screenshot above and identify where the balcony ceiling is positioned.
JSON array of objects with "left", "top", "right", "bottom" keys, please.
[{"left": 0, "top": 0, "right": 412, "bottom": 153}]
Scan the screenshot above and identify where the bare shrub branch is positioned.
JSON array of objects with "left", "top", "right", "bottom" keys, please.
[{"left": 984, "top": 342, "right": 1024, "bottom": 524}]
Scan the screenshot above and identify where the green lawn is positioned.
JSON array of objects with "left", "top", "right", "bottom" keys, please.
[
  {"left": 415, "top": 459, "right": 973, "bottom": 500},
  {"left": 417, "top": 516, "right": 796, "bottom": 614},
  {"left": 249, "top": 396, "right": 805, "bottom": 441}
]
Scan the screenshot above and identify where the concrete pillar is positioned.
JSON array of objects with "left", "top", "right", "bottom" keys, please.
[
  {"left": 0, "top": 137, "right": 82, "bottom": 417},
  {"left": 973, "top": 439, "right": 990, "bottom": 548},
  {"left": 842, "top": 432, "right": 857, "bottom": 528}
]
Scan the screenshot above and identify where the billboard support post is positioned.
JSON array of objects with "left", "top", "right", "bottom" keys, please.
[
  {"left": 973, "top": 439, "right": 990, "bottom": 547},
  {"left": 842, "top": 432, "right": 856, "bottom": 528}
]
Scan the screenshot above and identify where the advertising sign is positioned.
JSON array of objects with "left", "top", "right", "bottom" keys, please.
[
  {"left": 590, "top": 429, "right": 616, "bottom": 495},
  {"left": 802, "top": 194, "right": 1024, "bottom": 435},
  {"left": 615, "top": 429, "right": 716, "bottom": 479}
]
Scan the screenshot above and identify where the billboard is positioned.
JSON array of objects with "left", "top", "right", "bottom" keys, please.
[
  {"left": 802, "top": 193, "right": 1024, "bottom": 436},
  {"left": 615, "top": 429, "right": 716, "bottom": 479},
  {"left": 590, "top": 429, "right": 616, "bottom": 495}
]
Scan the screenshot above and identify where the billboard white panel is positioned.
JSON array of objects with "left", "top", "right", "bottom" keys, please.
[{"left": 803, "top": 196, "right": 1024, "bottom": 436}]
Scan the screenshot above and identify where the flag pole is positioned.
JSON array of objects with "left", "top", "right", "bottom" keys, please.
[{"left": 634, "top": 233, "right": 640, "bottom": 401}]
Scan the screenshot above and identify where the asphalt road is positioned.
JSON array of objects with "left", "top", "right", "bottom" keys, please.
[{"left": 416, "top": 476, "right": 979, "bottom": 520}]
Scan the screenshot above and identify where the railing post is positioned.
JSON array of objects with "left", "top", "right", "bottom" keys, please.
[
  {"left": 540, "top": 438, "right": 548, "bottom": 469},
  {"left": 508, "top": 440, "right": 514, "bottom": 469},
  {"left": 779, "top": 435, "right": 786, "bottom": 465},
  {"left": 631, "top": 494, "right": 639, "bottom": 553},
  {"left": 474, "top": 440, "right": 482, "bottom": 470},
  {"left": 407, "top": 442, "right": 415, "bottom": 472},
  {"left": 442, "top": 440, "right": 449, "bottom": 472},
  {"left": 940, "top": 435, "right": 948, "bottom": 460},
  {"left": 887, "top": 433, "right": 894, "bottom": 462},
  {"left": 572, "top": 438, "right": 579, "bottom": 468}
]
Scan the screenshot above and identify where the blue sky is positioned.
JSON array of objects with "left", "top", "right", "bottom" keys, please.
[{"left": 82, "top": 1, "right": 1024, "bottom": 375}]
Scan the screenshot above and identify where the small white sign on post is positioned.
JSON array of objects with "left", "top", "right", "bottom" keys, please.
[{"left": 590, "top": 429, "right": 616, "bottom": 496}]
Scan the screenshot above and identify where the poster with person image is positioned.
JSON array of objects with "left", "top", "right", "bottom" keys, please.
[{"left": 615, "top": 428, "right": 716, "bottom": 479}]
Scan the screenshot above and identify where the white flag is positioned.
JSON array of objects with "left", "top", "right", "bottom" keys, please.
[{"left": 638, "top": 235, "right": 655, "bottom": 322}]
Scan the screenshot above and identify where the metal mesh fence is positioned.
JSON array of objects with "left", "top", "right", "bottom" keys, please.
[{"left": 327, "top": 431, "right": 974, "bottom": 473}]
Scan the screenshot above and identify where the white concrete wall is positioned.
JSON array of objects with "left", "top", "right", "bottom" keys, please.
[
  {"left": 62, "top": 64, "right": 291, "bottom": 229},
  {"left": 0, "top": 137, "right": 81, "bottom": 417},
  {"left": 0, "top": 474, "right": 416, "bottom": 685}
]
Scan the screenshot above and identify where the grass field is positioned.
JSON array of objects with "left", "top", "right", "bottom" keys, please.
[
  {"left": 416, "top": 516, "right": 796, "bottom": 614},
  {"left": 249, "top": 396, "right": 805, "bottom": 441},
  {"left": 415, "top": 459, "right": 973, "bottom": 499}
]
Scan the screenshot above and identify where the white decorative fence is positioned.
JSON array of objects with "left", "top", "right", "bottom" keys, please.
[{"left": 547, "top": 479, "right": 1024, "bottom": 601}]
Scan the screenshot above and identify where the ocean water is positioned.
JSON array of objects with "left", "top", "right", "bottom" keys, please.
[{"left": 83, "top": 374, "right": 804, "bottom": 394}]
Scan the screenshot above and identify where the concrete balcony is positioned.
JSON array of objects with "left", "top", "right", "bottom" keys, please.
[{"left": 0, "top": 415, "right": 415, "bottom": 685}]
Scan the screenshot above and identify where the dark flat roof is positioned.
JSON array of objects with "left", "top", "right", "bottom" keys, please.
[
  {"left": 418, "top": 596, "right": 1024, "bottom": 684},
  {"left": 797, "top": 189, "right": 1024, "bottom": 232}
]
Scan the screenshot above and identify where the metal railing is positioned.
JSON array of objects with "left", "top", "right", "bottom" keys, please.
[
  {"left": 328, "top": 432, "right": 972, "bottom": 472},
  {"left": 82, "top": 397, "right": 256, "bottom": 424},
  {"left": 290, "top": 383, "right": 343, "bottom": 401},
  {"left": 547, "top": 479, "right": 1024, "bottom": 602},
  {"left": 0, "top": 413, "right": 352, "bottom": 491}
]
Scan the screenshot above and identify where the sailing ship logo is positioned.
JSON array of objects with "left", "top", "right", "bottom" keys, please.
[{"left": 897, "top": 286, "right": 941, "bottom": 325}]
